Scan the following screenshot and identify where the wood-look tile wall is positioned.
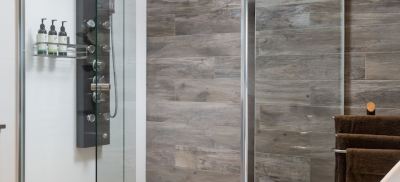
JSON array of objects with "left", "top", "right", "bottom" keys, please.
[
  {"left": 254, "top": 0, "right": 400, "bottom": 181},
  {"left": 254, "top": 0, "right": 342, "bottom": 181},
  {"left": 147, "top": 0, "right": 400, "bottom": 181},
  {"left": 147, "top": 0, "right": 242, "bottom": 181},
  {"left": 345, "top": 0, "right": 400, "bottom": 115}
]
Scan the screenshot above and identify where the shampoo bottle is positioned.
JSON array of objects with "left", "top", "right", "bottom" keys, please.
[
  {"left": 48, "top": 19, "right": 58, "bottom": 56},
  {"left": 58, "top": 21, "right": 68, "bottom": 56},
  {"left": 37, "top": 18, "right": 47, "bottom": 55}
]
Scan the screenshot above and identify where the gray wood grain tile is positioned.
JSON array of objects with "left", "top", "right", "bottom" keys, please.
[
  {"left": 346, "top": 53, "right": 366, "bottom": 80},
  {"left": 175, "top": 8, "right": 241, "bottom": 35},
  {"left": 256, "top": 152, "right": 311, "bottom": 182},
  {"left": 147, "top": 143, "right": 176, "bottom": 167},
  {"left": 256, "top": 129, "right": 310, "bottom": 156},
  {"left": 147, "top": 165, "right": 241, "bottom": 182},
  {"left": 347, "top": 24, "right": 400, "bottom": 53},
  {"left": 148, "top": 33, "right": 240, "bottom": 58},
  {"left": 256, "top": 80, "right": 341, "bottom": 107},
  {"left": 215, "top": 56, "right": 241, "bottom": 79},
  {"left": 147, "top": 101, "right": 240, "bottom": 127},
  {"left": 147, "top": 77, "right": 176, "bottom": 101},
  {"left": 175, "top": 79, "right": 240, "bottom": 103},
  {"left": 174, "top": 145, "right": 241, "bottom": 174},
  {"left": 365, "top": 53, "right": 400, "bottom": 80},
  {"left": 310, "top": 156, "right": 335, "bottom": 182},
  {"left": 255, "top": 0, "right": 335, "bottom": 8},
  {"left": 148, "top": 121, "right": 240, "bottom": 151},
  {"left": 345, "top": 106, "right": 400, "bottom": 116},
  {"left": 257, "top": 104, "right": 340, "bottom": 132},
  {"left": 256, "top": 54, "right": 341, "bottom": 80},
  {"left": 256, "top": 27, "right": 341, "bottom": 56},
  {"left": 348, "top": 80, "right": 400, "bottom": 108},
  {"left": 147, "top": 57, "right": 215, "bottom": 79},
  {"left": 348, "top": 0, "right": 400, "bottom": 27},
  {"left": 148, "top": 0, "right": 240, "bottom": 16},
  {"left": 256, "top": 1, "right": 340, "bottom": 31},
  {"left": 256, "top": 130, "right": 335, "bottom": 157},
  {"left": 148, "top": 15, "right": 176, "bottom": 37}
]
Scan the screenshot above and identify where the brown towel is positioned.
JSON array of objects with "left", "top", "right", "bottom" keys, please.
[
  {"left": 335, "top": 134, "right": 400, "bottom": 182},
  {"left": 346, "top": 148, "right": 400, "bottom": 182},
  {"left": 336, "top": 134, "right": 400, "bottom": 150},
  {"left": 335, "top": 115, "right": 400, "bottom": 136}
]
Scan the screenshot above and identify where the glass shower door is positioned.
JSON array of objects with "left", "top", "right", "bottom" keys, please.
[
  {"left": 94, "top": 0, "right": 125, "bottom": 181},
  {"left": 254, "top": 0, "right": 344, "bottom": 181},
  {"left": 95, "top": 0, "right": 145, "bottom": 181}
]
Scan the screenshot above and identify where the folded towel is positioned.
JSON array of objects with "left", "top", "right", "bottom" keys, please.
[
  {"left": 335, "top": 134, "right": 400, "bottom": 182},
  {"left": 336, "top": 134, "right": 400, "bottom": 150},
  {"left": 335, "top": 115, "right": 400, "bottom": 136},
  {"left": 346, "top": 148, "right": 400, "bottom": 182},
  {"left": 336, "top": 153, "right": 347, "bottom": 182}
]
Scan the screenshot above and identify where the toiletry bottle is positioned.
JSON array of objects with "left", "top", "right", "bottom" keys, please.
[
  {"left": 48, "top": 19, "right": 58, "bottom": 56},
  {"left": 58, "top": 21, "right": 68, "bottom": 56},
  {"left": 37, "top": 18, "right": 47, "bottom": 55}
]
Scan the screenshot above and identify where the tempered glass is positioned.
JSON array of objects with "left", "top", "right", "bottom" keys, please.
[
  {"left": 95, "top": 0, "right": 138, "bottom": 181},
  {"left": 253, "top": 0, "right": 345, "bottom": 181},
  {"left": 95, "top": 0, "right": 125, "bottom": 181}
]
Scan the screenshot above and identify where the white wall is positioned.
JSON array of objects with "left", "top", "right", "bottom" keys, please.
[
  {"left": 0, "top": 0, "right": 17, "bottom": 182},
  {"left": 24, "top": 0, "right": 96, "bottom": 182}
]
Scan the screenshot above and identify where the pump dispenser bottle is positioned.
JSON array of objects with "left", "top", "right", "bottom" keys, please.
[
  {"left": 58, "top": 21, "right": 68, "bottom": 56},
  {"left": 37, "top": 18, "right": 47, "bottom": 55},
  {"left": 48, "top": 19, "right": 58, "bottom": 55}
]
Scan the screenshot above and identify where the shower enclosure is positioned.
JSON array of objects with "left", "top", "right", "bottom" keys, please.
[
  {"left": 17, "top": 0, "right": 400, "bottom": 181},
  {"left": 18, "top": 0, "right": 146, "bottom": 181}
]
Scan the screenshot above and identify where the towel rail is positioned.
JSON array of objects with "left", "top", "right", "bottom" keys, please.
[{"left": 333, "top": 149, "right": 347, "bottom": 154}]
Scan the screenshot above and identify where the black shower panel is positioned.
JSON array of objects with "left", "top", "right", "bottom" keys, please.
[{"left": 76, "top": 0, "right": 113, "bottom": 148}]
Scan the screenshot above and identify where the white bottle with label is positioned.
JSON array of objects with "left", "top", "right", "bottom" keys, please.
[
  {"left": 48, "top": 19, "right": 58, "bottom": 56},
  {"left": 58, "top": 21, "right": 68, "bottom": 56},
  {"left": 37, "top": 18, "right": 47, "bottom": 55}
]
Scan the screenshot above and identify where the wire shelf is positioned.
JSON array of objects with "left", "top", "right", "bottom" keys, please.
[{"left": 33, "top": 42, "right": 89, "bottom": 59}]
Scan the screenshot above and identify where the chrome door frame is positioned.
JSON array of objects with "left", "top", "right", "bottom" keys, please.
[
  {"left": 240, "top": 0, "right": 255, "bottom": 181},
  {"left": 17, "top": 0, "right": 25, "bottom": 181}
]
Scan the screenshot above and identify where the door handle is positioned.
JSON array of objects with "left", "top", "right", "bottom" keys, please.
[{"left": 0, "top": 124, "right": 6, "bottom": 131}]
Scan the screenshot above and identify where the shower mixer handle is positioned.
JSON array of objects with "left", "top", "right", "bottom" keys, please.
[{"left": 91, "top": 83, "right": 111, "bottom": 92}]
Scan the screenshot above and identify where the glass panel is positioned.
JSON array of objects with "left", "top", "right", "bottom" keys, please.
[
  {"left": 254, "top": 0, "right": 344, "bottom": 181},
  {"left": 95, "top": 0, "right": 125, "bottom": 181},
  {"left": 96, "top": 0, "right": 144, "bottom": 181}
]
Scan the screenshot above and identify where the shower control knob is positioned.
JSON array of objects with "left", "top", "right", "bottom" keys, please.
[
  {"left": 92, "top": 75, "right": 105, "bottom": 84},
  {"left": 87, "top": 45, "right": 96, "bottom": 54},
  {"left": 102, "top": 21, "right": 111, "bottom": 30},
  {"left": 103, "top": 113, "right": 110, "bottom": 121},
  {"left": 86, "top": 114, "right": 96, "bottom": 123},
  {"left": 86, "top": 19, "right": 96, "bottom": 28},
  {"left": 92, "top": 60, "right": 105, "bottom": 71},
  {"left": 102, "top": 44, "right": 110, "bottom": 52},
  {"left": 92, "top": 92, "right": 106, "bottom": 103},
  {"left": 102, "top": 133, "right": 108, "bottom": 139}
]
